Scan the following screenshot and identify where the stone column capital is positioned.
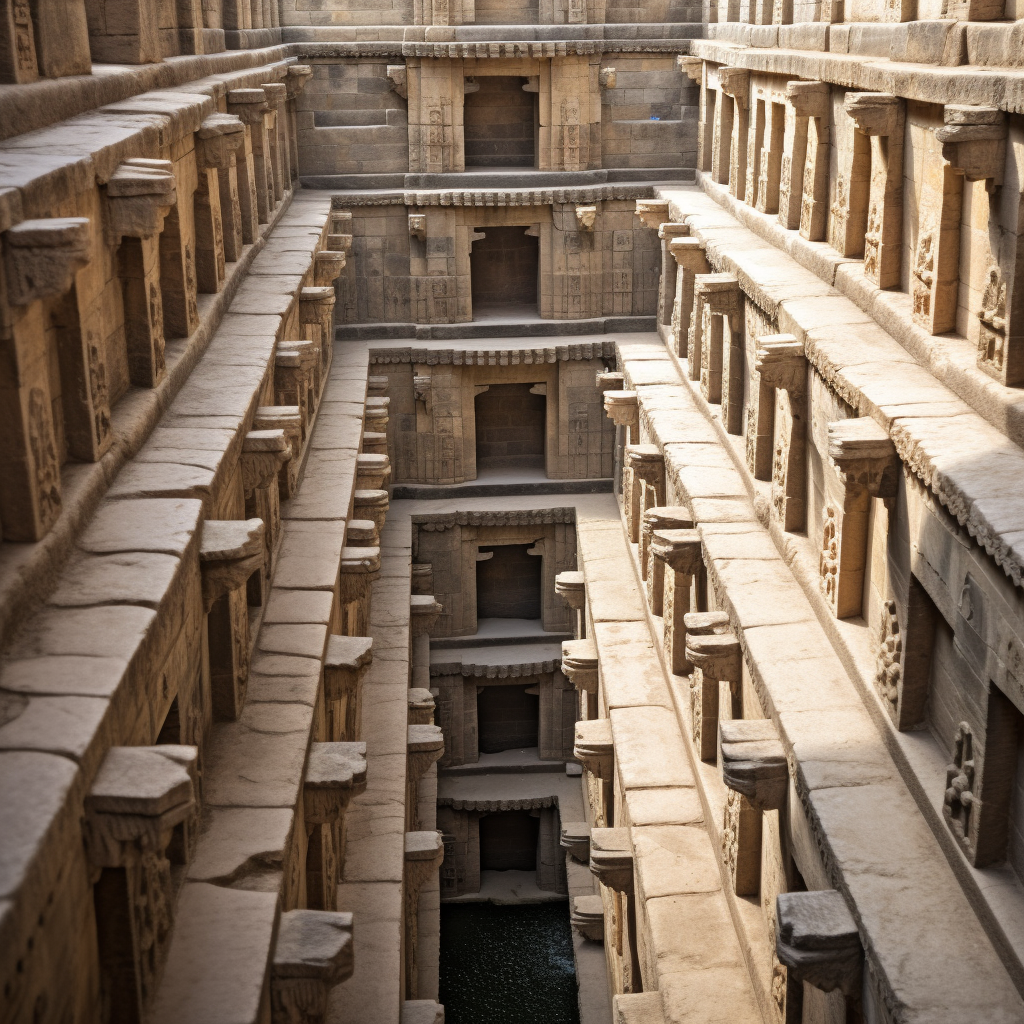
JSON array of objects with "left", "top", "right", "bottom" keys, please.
[
  {"left": 651, "top": 528, "right": 702, "bottom": 576},
  {"left": 387, "top": 64, "right": 408, "bottom": 99},
  {"left": 314, "top": 249, "right": 346, "bottom": 286},
  {"left": 561, "top": 638, "right": 599, "bottom": 694},
  {"left": 589, "top": 827, "right": 634, "bottom": 896},
  {"left": 575, "top": 717, "right": 613, "bottom": 779},
  {"left": 271, "top": 909, "right": 354, "bottom": 1024},
  {"left": 408, "top": 724, "right": 444, "bottom": 780},
  {"left": 936, "top": 105, "right": 1006, "bottom": 186},
  {"left": 554, "top": 570, "right": 586, "bottom": 611},
  {"left": 635, "top": 198, "right": 670, "bottom": 230},
  {"left": 199, "top": 518, "right": 265, "bottom": 611},
  {"left": 197, "top": 114, "right": 245, "bottom": 170},
  {"left": 775, "top": 890, "right": 862, "bottom": 997},
  {"left": 304, "top": 741, "right": 368, "bottom": 823},
  {"left": 624, "top": 443, "right": 663, "bottom": 482},
  {"left": 324, "top": 635, "right": 374, "bottom": 704},
  {"left": 410, "top": 594, "right": 442, "bottom": 635},
  {"left": 405, "top": 830, "right": 444, "bottom": 893},
  {"left": 755, "top": 334, "right": 806, "bottom": 394},
  {"left": 785, "top": 79, "right": 829, "bottom": 119},
  {"left": 718, "top": 66, "right": 749, "bottom": 107},
  {"left": 826, "top": 418, "right": 898, "bottom": 498},
  {"left": 226, "top": 88, "right": 269, "bottom": 124},
  {"left": 695, "top": 272, "right": 741, "bottom": 315},
  {"left": 285, "top": 64, "right": 314, "bottom": 99},
  {"left": 560, "top": 821, "right": 592, "bottom": 863},
  {"left": 595, "top": 369, "right": 624, "bottom": 390},
  {"left": 242, "top": 429, "right": 291, "bottom": 494},
  {"left": 668, "top": 236, "right": 708, "bottom": 271},
  {"left": 262, "top": 81, "right": 287, "bottom": 106},
  {"left": 677, "top": 54, "right": 702, "bottom": 83},
  {"left": 5, "top": 217, "right": 91, "bottom": 305},
  {"left": 844, "top": 92, "right": 902, "bottom": 137},
  {"left": 685, "top": 631, "right": 741, "bottom": 681},
  {"left": 720, "top": 719, "right": 788, "bottom": 811},
  {"left": 603, "top": 389, "right": 639, "bottom": 429}
]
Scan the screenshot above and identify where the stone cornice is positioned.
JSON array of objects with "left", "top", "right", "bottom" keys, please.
[
  {"left": 293, "top": 40, "right": 692, "bottom": 60},
  {"left": 429, "top": 658, "right": 560, "bottom": 678},
  {"left": 412, "top": 509, "right": 575, "bottom": 530}
]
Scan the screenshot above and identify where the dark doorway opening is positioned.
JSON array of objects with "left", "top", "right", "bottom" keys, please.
[
  {"left": 470, "top": 226, "right": 539, "bottom": 318},
  {"left": 474, "top": 383, "right": 546, "bottom": 473},
  {"left": 479, "top": 811, "right": 540, "bottom": 871},
  {"left": 478, "top": 684, "right": 540, "bottom": 753},
  {"left": 464, "top": 77, "right": 535, "bottom": 167},
  {"left": 477, "top": 543, "right": 542, "bottom": 620}
]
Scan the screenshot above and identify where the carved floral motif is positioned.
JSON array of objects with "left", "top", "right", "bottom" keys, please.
[
  {"left": 977, "top": 261, "right": 1006, "bottom": 373},
  {"left": 875, "top": 599, "right": 902, "bottom": 715},
  {"left": 943, "top": 721, "right": 975, "bottom": 856}
]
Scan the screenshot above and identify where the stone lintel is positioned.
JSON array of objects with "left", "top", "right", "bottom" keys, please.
[
  {"left": 589, "top": 826, "right": 634, "bottom": 896},
  {"left": 562, "top": 638, "right": 599, "bottom": 694},
  {"left": 775, "top": 890, "right": 863, "bottom": 997},
  {"left": 720, "top": 719, "right": 788, "bottom": 811},
  {"left": 685, "top": 632, "right": 742, "bottom": 681},
  {"left": 575, "top": 717, "right": 614, "bottom": 779}
]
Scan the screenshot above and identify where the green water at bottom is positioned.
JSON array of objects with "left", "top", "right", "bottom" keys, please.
[{"left": 439, "top": 901, "right": 581, "bottom": 1024}]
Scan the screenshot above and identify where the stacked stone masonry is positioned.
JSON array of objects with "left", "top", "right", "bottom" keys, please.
[{"left": 4, "top": 0, "right": 1024, "bottom": 1021}]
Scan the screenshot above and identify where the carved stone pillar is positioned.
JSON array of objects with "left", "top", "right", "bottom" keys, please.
[
  {"left": 324, "top": 635, "right": 373, "bottom": 742},
  {"left": 828, "top": 95, "right": 871, "bottom": 260},
  {"left": 285, "top": 66, "right": 314, "bottom": 184},
  {"left": 275, "top": 340, "right": 318, "bottom": 437},
  {"left": 407, "top": 725, "right": 444, "bottom": 831},
  {"left": 590, "top": 828, "right": 641, "bottom": 993},
  {"left": 775, "top": 890, "right": 863, "bottom": 998},
  {"left": 696, "top": 274, "right": 743, "bottom": 433},
  {"left": 241, "top": 429, "right": 291, "bottom": 605},
  {"left": 669, "top": 237, "right": 711, "bottom": 369},
  {"left": 200, "top": 519, "right": 264, "bottom": 721},
  {"left": 684, "top": 613, "right": 733, "bottom": 761},
  {"left": 651, "top": 529, "right": 702, "bottom": 676},
  {"left": 107, "top": 162, "right": 176, "bottom": 388},
  {"left": 404, "top": 831, "right": 444, "bottom": 1000},
  {"left": 678, "top": 56, "right": 706, "bottom": 169},
  {"left": 85, "top": 745, "right": 197, "bottom": 1023},
  {"left": 574, "top": 717, "right": 613, "bottom": 779},
  {"left": 354, "top": 488, "right": 389, "bottom": 535},
  {"left": 304, "top": 742, "right": 367, "bottom": 911},
  {"left": 623, "top": 444, "right": 663, "bottom": 544},
  {"left": 262, "top": 82, "right": 289, "bottom": 201},
  {"left": 300, "top": 286, "right": 336, "bottom": 382},
  {"left": 271, "top": 909, "right": 354, "bottom": 1024},
  {"left": 754, "top": 95, "right": 786, "bottom": 214},
  {"left": 4, "top": 216, "right": 113, "bottom": 478},
  {"left": 555, "top": 570, "right": 587, "bottom": 639},
  {"left": 562, "top": 638, "right": 599, "bottom": 721},
  {"left": 640, "top": 506, "right": 692, "bottom": 597},
  {"left": 820, "top": 419, "right": 897, "bottom": 619},
  {"left": 754, "top": 335, "right": 807, "bottom": 532},
  {"left": 195, "top": 114, "right": 245, "bottom": 289},
  {"left": 338, "top": 545, "right": 381, "bottom": 637},
  {"left": 411, "top": 595, "right": 441, "bottom": 690},
  {"left": 720, "top": 719, "right": 787, "bottom": 896},
  {"left": 719, "top": 68, "right": 750, "bottom": 200},
  {"left": 226, "top": 89, "right": 272, "bottom": 226},
  {"left": 915, "top": 106, "right": 1004, "bottom": 347},
  {"left": 255, "top": 405, "right": 303, "bottom": 498},
  {"left": 845, "top": 93, "right": 904, "bottom": 290},
  {"left": 656, "top": 222, "right": 689, "bottom": 328},
  {"left": 780, "top": 81, "right": 829, "bottom": 237}
]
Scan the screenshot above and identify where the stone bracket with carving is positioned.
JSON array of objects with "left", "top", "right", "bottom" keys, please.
[
  {"left": 775, "top": 890, "right": 863, "bottom": 998},
  {"left": 936, "top": 105, "right": 1006, "bottom": 189},
  {"left": 387, "top": 64, "right": 408, "bottom": 99},
  {"left": 575, "top": 717, "right": 614, "bottom": 780},
  {"left": 5, "top": 217, "right": 92, "bottom": 306},
  {"left": 635, "top": 198, "right": 669, "bottom": 230}
]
